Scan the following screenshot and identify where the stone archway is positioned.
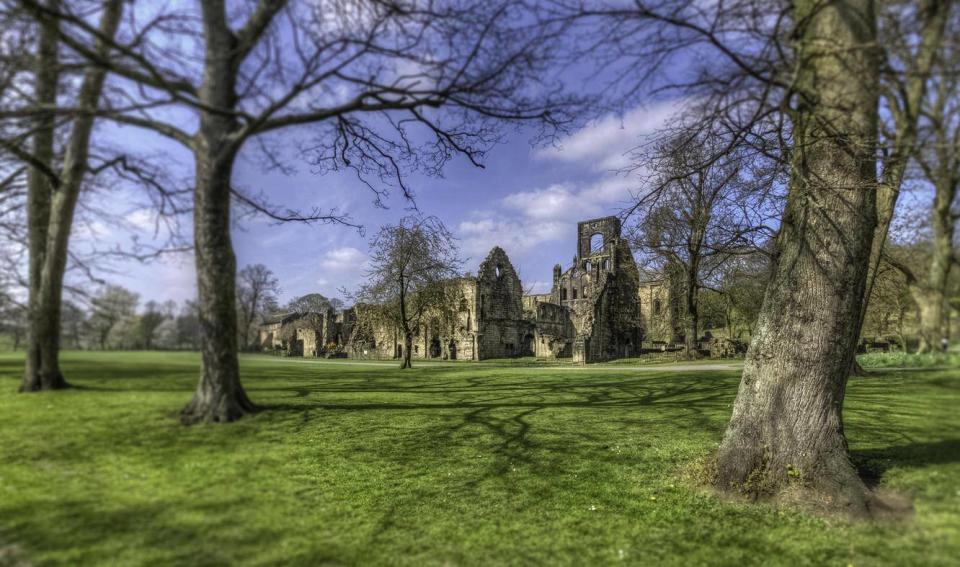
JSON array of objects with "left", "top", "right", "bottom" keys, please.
[{"left": 522, "top": 333, "right": 534, "bottom": 356}]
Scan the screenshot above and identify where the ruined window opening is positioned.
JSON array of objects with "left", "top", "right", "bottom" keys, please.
[
  {"left": 584, "top": 260, "right": 592, "bottom": 272},
  {"left": 495, "top": 265, "right": 503, "bottom": 279},
  {"left": 602, "top": 259, "right": 610, "bottom": 271},
  {"left": 590, "top": 233, "right": 604, "bottom": 252},
  {"left": 654, "top": 299, "right": 662, "bottom": 315},
  {"left": 573, "top": 288, "right": 578, "bottom": 300},
  {"left": 560, "top": 288, "right": 567, "bottom": 301}
]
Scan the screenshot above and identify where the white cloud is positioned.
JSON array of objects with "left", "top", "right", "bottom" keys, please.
[
  {"left": 535, "top": 100, "right": 681, "bottom": 171},
  {"left": 319, "top": 246, "right": 368, "bottom": 271},
  {"left": 72, "top": 219, "right": 111, "bottom": 239},
  {"left": 457, "top": 217, "right": 567, "bottom": 266},
  {"left": 310, "top": 246, "right": 370, "bottom": 296},
  {"left": 501, "top": 183, "right": 581, "bottom": 221},
  {"left": 125, "top": 209, "right": 155, "bottom": 231},
  {"left": 495, "top": 173, "right": 638, "bottom": 225}
]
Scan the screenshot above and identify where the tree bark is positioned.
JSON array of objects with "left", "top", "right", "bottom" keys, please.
[
  {"left": 21, "top": 0, "right": 62, "bottom": 392},
  {"left": 912, "top": 173, "right": 956, "bottom": 353},
  {"left": 684, "top": 263, "right": 699, "bottom": 359},
  {"left": 179, "top": 0, "right": 255, "bottom": 423},
  {"left": 854, "top": 0, "right": 950, "bottom": 361},
  {"left": 715, "top": 0, "right": 880, "bottom": 516},
  {"left": 29, "top": 0, "right": 124, "bottom": 391},
  {"left": 401, "top": 332, "right": 413, "bottom": 369}
]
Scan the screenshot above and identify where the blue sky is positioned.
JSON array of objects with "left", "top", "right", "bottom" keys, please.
[{"left": 85, "top": 99, "right": 683, "bottom": 307}]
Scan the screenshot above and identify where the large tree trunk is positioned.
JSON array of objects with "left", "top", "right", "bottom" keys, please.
[
  {"left": 913, "top": 173, "right": 957, "bottom": 353},
  {"left": 180, "top": 0, "right": 255, "bottom": 423},
  {"left": 715, "top": 0, "right": 880, "bottom": 517},
  {"left": 180, "top": 148, "right": 256, "bottom": 423},
  {"left": 853, "top": 0, "right": 950, "bottom": 364},
  {"left": 21, "top": 0, "right": 62, "bottom": 392},
  {"left": 29, "top": 0, "right": 123, "bottom": 391}
]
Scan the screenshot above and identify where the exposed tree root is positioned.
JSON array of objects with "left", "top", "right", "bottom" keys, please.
[
  {"left": 712, "top": 450, "right": 913, "bottom": 520},
  {"left": 19, "top": 371, "right": 71, "bottom": 392},
  {"left": 179, "top": 390, "right": 258, "bottom": 425}
]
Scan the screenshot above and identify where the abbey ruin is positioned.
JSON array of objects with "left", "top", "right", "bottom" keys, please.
[{"left": 260, "top": 216, "right": 679, "bottom": 363}]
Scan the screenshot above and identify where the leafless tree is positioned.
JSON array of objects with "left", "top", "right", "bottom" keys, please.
[
  {"left": 858, "top": 0, "right": 954, "bottom": 347},
  {"left": 236, "top": 264, "right": 280, "bottom": 351},
  {"left": 17, "top": 0, "right": 579, "bottom": 422},
  {"left": 630, "top": 131, "right": 776, "bottom": 358},
  {"left": 9, "top": 0, "right": 125, "bottom": 391},
  {"left": 1, "top": 0, "right": 191, "bottom": 391},
  {"left": 349, "top": 215, "right": 462, "bottom": 369},
  {"left": 895, "top": 35, "right": 960, "bottom": 352},
  {"left": 546, "top": 0, "right": 921, "bottom": 515}
]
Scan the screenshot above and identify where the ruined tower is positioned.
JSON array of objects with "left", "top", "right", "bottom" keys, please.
[{"left": 553, "top": 216, "right": 644, "bottom": 362}]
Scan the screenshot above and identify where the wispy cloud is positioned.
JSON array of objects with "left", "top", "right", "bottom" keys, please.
[{"left": 534, "top": 100, "right": 680, "bottom": 171}]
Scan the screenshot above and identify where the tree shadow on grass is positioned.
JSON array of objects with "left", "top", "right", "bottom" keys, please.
[
  {"left": 851, "top": 438, "right": 960, "bottom": 487},
  {"left": 0, "top": 497, "right": 286, "bottom": 566},
  {"left": 258, "top": 373, "right": 738, "bottom": 487}
]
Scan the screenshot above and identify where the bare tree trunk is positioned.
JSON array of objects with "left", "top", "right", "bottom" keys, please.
[
  {"left": 913, "top": 180, "right": 956, "bottom": 353},
  {"left": 715, "top": 0, "right": 880, "bottom": 516},
  {"left": 854, "top": 0, "right": 950, "bottom": 364},
  {"left": 30, "top": 0, "right": 123, "bottom": 390},
  {"left": 180, "top": 0, "right": 255, "bottom": 423},
  {"left": 21, "top": 0, "right": 62, "bottom": 392},
  {"left": 401, "top": 332, "right": 413, "bottom": 369},
  {"left": 684, "top": 265, "right": 699, "bottom": 359},
  {"left": 180, "top": 148, "right": 256, "bottom": 423}
]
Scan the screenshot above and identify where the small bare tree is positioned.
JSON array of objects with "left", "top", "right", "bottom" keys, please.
[
  {"left": 903, "top": 39, "right": 960, "bottom": 352},
  {"left": 349, "top": 216, "right": 462, "bottom": 369},
  {"left": 236, "top": 264, "right": 280, "bottom": 351},
  {"left": 630, "top": 132, "right": 774, "bottom": 358}
]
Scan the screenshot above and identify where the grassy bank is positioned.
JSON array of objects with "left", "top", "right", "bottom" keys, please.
[{"left": 0, "top": 352, "right": 957, "bottom": 565}]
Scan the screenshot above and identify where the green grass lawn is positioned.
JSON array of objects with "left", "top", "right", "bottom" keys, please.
[{"left": 0, "top": 352, "right": 958, "bottom": 566}]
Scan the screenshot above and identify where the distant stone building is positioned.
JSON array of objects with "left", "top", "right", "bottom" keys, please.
[
  {"left": 638, "top": 276, "right": 681, "bottom": 345},
  {"left": 343, "top": 248, "right": 534, "bottom": 361},
  {"left": 258, "top": 309, "right": 337, "bottom": 357},
  {"left": 260, "top": 215, "right": 675, "bottom": 363},
  {"left": 544, "top": 216, "right": 646, "bottom": 362}
]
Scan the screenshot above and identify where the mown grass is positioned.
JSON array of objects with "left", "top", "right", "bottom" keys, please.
[
  {"left": 0, "top": 351, "right": 958, "bottom": 566},
  {"left": 859, "top": 350, "right": 960, "bottom": 369}
]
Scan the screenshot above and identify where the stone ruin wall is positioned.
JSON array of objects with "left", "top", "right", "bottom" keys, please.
[
  {"left": 552, "top": 217, "right": 645, "bottom": 362},
  {"left": 262, "top": 216, "right": 675, "bottom": 363},
  {"left": 474, "top": 247, "right": 532, "bottom": 359},
  {"left": 523, "top": 295, "right": 574, "bottom": 358}
]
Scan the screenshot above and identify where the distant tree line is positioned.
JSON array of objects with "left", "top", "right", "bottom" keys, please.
[{"left": 0, "top": 261, "right": 351, "bottom": 353}]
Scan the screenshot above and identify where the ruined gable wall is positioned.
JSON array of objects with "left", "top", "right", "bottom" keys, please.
[
  {"left": 476, "top": 247, "right": 530, "bottom": 358},
  {"left": 584, "top": 240, "right": 644, "bottom": 361}
]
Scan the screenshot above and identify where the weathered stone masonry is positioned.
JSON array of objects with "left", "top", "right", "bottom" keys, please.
[{"left": 261, "top": 216, "right": 674, "bottom": 363}]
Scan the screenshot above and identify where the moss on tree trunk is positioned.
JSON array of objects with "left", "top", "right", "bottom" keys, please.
[{"left": 715, "top": 0, "right": 881, "bottom": 517}]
